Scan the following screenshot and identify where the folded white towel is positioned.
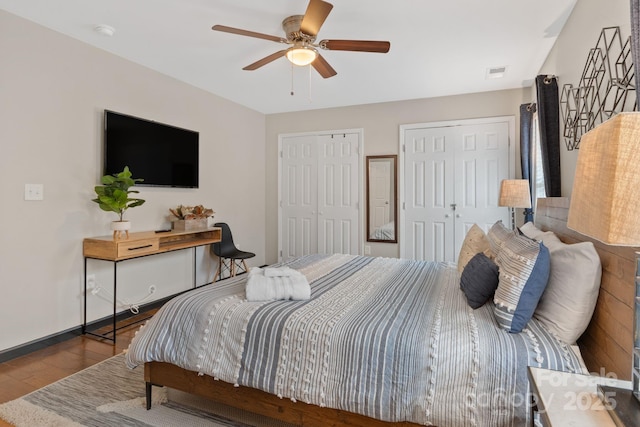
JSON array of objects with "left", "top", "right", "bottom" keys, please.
[
  {"left": 246, "top": 267, "right": 310, "bottom": 302},
  {"left": 264, "top": 266, "right": 296, "bottom": 277}
]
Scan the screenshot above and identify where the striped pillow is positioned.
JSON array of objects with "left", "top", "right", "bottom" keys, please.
[
  {"left": 493, "top": 233, "right": 550, "bottom": 333},
  {"left": 487, "top": 220, "right": 514, "bottom": 257}
]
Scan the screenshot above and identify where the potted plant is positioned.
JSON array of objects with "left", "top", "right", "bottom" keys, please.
[
  {"left": 169, "top": 204, "right": 215, "bottom": 231},
  {"left": 92, "top": 166, "right": 145, "bottom": 239}
]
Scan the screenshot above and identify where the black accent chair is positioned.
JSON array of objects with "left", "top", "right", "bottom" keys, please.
[{"left": 212, "top": 222, "right": 255, "bottom": 281}]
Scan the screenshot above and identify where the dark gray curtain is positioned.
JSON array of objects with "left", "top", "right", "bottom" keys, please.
[
  {"left": 632, "top": 0, "right": 640, "bottom": 92},
  {"left": 519, "top": 103, "right": 536, "bottom": 223},
  {"left": 535, "top": 75, "right": 562, "bottom": 197}
]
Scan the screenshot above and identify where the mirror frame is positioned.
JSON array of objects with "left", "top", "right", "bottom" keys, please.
[{"left": 366, "top": 155, "right": 398, "bottom": 243}]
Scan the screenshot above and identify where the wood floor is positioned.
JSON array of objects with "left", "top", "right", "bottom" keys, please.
[{"left": 0, "top": 313, "right": 150, "bottom": 412}]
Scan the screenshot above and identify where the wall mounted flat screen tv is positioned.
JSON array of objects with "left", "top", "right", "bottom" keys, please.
[{"left": 104, "top": 110, "right": 199, "bottom": 188}]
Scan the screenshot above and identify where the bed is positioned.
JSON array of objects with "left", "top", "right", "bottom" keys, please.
[{"left": 125, "top": 197, "right": 621, "bottom": 426}]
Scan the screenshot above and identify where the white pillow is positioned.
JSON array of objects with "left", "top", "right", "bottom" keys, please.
[
  {"left": 533, "top": 237, "right": 602, "bottom": 344},
  {"left": 519, "top": 222, "right": 545, "bottom": 240}
]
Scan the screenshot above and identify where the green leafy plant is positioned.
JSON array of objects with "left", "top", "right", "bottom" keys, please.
[{"left": 92, "top": 166, "right": 145, "bottom": 221}]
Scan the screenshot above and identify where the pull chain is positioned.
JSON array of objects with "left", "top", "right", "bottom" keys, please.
[
  {"left": 289, "top": 65, "right": 313, "bottom": 102},
  {"left": 308, "top": 65, "right": 312, "bottom": 103}
]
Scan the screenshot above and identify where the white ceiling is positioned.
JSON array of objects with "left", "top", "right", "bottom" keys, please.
[{"left": 0, "top": 0, "right": 577, "bottom": 114}]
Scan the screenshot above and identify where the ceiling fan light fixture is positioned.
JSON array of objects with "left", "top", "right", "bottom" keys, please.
[{"left": 286, "top": 46, "right": 317, "bottom": 66}]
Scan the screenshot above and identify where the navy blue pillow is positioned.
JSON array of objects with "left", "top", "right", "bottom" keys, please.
[{"left": 460, "top": 252, "right": 499, "bottom": 309}]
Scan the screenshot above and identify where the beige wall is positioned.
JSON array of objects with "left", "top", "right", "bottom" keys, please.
[
  {"left": 0, "top": 11, "right": 266, "bottom": 352},
  {"left": 265, "top": 89, "right": 529, "bottom": 263},
  {"left": 536, "top": 0, "right": 632, "bottom": 196}
]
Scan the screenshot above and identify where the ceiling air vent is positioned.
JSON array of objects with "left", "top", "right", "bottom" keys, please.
[{"left": 486, "top": 66, "right": 507, "bottom": 79}]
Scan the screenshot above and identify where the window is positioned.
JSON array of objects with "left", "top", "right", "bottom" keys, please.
[{"left": 531, "top": 112, "right": 547, "bottom": 214}]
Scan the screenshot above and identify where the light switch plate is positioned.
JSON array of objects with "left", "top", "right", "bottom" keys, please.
[{"left": 25, "top": 183, "right": 44, "bottom": 200}]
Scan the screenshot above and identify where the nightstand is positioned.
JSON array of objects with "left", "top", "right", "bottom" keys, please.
[
  {"left": 598, "top": 385, "right": 640, "bottom": 426},
  {"left": 528, "top": 366, "right": 632, "bottom": 427}
]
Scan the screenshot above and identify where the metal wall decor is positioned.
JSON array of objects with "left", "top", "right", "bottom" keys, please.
[{"left": 560, "top": 27, "right": 637, "bottom": 150}]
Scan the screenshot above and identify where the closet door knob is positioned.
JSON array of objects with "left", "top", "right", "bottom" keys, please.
[
  {"left": 445, "top": 214, "right": 451, "bottom": 218},
  {"left": 456, "top": 214, "right": 461, "bottom": 218}
]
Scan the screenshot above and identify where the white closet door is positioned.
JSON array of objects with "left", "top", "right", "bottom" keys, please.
[
  {"left": 401, "top": 119, "right": 512, "bottom": 262},
  {"left": 454, "top": 122, "right": 511, "bottom": 254},
  {"left": 316, "top": 133, "right": 360, "bottom": 255},
  {"left": 281, "top": 135, "right": 318, "bottom": 259},
  {"left": 279, "top": 132, "right": 361, "bottom": 260},
  {"left": 403, "top": 127, "right": 457, "bottom": 262}
]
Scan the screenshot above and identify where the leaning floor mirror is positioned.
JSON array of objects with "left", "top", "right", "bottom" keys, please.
[{"left": 366, "top": 155, "right": 398, "bottom": 243}]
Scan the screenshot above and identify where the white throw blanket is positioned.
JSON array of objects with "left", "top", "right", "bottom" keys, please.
[{"left": 245, "top": 267, "right": 310, "bottom": 301}]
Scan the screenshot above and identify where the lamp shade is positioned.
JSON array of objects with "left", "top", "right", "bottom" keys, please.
[
  {"left": 498, "top": 179, "right": 532, "bottom": 208},
  {"left": 567, "top": 112, "right": 640, "bottom": 246}
]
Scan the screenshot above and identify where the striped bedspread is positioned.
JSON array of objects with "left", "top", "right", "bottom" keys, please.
[{"left": 126, "top": 254, "right": 584, "bottom": 426}]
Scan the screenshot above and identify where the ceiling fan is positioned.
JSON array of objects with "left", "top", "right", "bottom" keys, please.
[{"left": 212, "top": 0, "right": 390, "bottom": 78}]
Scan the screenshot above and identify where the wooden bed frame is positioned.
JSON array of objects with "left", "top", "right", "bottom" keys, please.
[
  {"left": 144, "top": 361, "right": 420, "bottom": 426},
  {"left": 144, "top": 197, "right": 637, "bottom": 425}
]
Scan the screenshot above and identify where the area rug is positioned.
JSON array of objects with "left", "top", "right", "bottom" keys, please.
[{"left": 0, "top": 353, "right": 295, "bottom": 427}]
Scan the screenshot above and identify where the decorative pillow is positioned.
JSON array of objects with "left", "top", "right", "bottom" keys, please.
[
  {"left": 533, "top": 239, "right": 601, "bottom": 344},
  {"left": 487, "top": 220, "right": 514, "bottom": 256},
  {"left": 457, "top": 224, "right": 491, "bottom": 273},
  {"left": 519, "top": 222, "right": 545, "bottom": 240},
  {"left": 493, "top": 234, "right": 550, "bottom": 333},
  {"left": 460, "top": 252, "right": 499, "bottom": 309}
]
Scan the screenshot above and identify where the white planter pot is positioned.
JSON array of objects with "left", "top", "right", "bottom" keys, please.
[{"left": 111, "top": 220, "right": 131, "bottom": 240}]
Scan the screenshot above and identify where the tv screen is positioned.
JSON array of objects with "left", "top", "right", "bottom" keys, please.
[{"left": 104, "top": 110, "right": 199, "bottom": 188}]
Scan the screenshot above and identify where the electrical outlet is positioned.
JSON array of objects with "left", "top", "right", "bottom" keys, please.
[
  {"left": 149, "top": 285, "right": 156, "bottom": 294},
  {"left": 364, "top": 245, "right": 371, "bottom": 255},
  {"left": 24, "top": 183, "right": 44, "bottom": 201}
]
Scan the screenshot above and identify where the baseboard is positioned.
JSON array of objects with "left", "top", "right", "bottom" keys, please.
[
  {"left": 0, "top": 297, "right": 170, "bottom": 363},
  {"left": 0, "top": 276, "right": 251, "bottom": 363},
  {"left": 0, "top": 327, "right": 83, "bottom": 364}
]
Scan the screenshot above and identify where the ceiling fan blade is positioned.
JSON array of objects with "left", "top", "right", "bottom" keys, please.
[
  {"left": 212, "top": 25, "right": 287, "bottom": 44},
  {"left": 242, "top": 50, "right": 288, "bottom": 71},
  {"left": 320, "top": 39, "right": 390, "bottom": 53},
  {"left": 312, "top": 54, "right": 337, "bottom": 79},
  {"left": 300, "top": 0, "right": 334, "bottom": 37}
]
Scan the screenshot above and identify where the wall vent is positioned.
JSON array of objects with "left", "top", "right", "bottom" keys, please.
[{"left": 486, "top": 66, "right": 507, "bottom": 79}]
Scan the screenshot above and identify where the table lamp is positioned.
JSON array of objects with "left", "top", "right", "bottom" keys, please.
[
  {"left": 498, "top": 179, "right": 532, "bottom": 229},
  {"left": 566, "top": 112, "right": 640, "bottom": 420}
]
